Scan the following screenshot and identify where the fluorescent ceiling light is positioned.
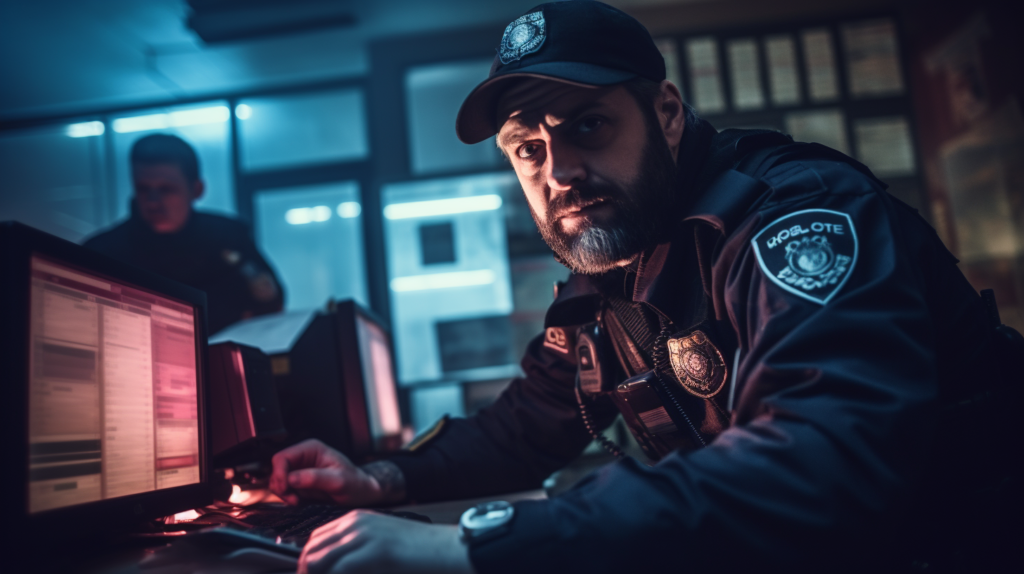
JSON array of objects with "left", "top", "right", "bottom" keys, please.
[
  {"left": 112, "top": 105, "right": 230, "bottom": 133},
  {"left": 390, "top": 269, "right": 496, "bottom": 292},
  {"left": 235, "top": 104, "right": 252, "bottom": 120},
  {"left": 285, "top": 206, "right": 332, "bottom": 225},
  {"left": 113, "top": 114, "right": 167, "bottom": 133},
  {"left": 66, "top": 121, "right": 105, "bottom": 138},
  {"left": 383, "top": 194, "right": 502, "bottom": 220},
  {"left": 337, "top": 202, "right": 361, "bottom": 218},
  {"left": 170, "top": 106, "right": 230, "bottom": 126}
]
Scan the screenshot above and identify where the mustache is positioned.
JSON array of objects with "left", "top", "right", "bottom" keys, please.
[{"left": 547, "top": 183, "right": 622, "bottom": 222}]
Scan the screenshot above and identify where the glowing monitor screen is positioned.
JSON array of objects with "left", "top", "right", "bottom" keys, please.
[
  {"left": 355, "top": 314, "right": 401, "bottom": 442},
  {"left": 28, "top": 257, "right": 201, "bottom": 514}
]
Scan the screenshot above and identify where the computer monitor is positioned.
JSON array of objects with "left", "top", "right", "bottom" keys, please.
[
  {"left": 0, "top": 222, "right": 211, "bottom": 548},
  {"left": 208, "top": 341, "right": 287, "bottom": 467},
  {"left": 212, "top": 300, "right": 403, "bottom": 461},
  {"left": 337, "top": 300, "right": 403, "bottom": 456}
]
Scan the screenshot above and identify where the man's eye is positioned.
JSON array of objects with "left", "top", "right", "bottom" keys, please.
[
  {"left": 517, "top": 143, "right": 540, "bottom": 159},
  {"left": 577, "top": 117, "right": 604, "bottom": 134}
]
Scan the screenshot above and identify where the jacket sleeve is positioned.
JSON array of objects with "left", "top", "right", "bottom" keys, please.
[
  {"left": 387, "top": 328, "right": 619, "bottom": 503},
  {"left": 468, "top": 162, "right": 942, "bottom": 573},
  {"left": 235, "top": 227, "right": 285, "bottom": 316}
]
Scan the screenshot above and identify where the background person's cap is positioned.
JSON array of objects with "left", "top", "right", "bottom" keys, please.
[{"left": 456, "top": 1, "right": 666, "bottom": 144}]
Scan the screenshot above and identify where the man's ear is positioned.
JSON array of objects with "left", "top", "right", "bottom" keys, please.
[
  {"left": 656, "top": 80, "right": 686, "bottom": 160},
  {"left": 191, "top": 179, "right": 205, "bottom": 202}
]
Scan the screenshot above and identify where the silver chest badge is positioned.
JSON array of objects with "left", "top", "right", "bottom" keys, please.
[
  {"left": 499, "top": 11, "right": 546, "bottom": 64},
  {"left": 667, "top": 330, "right": 728, "bottom": 399}
]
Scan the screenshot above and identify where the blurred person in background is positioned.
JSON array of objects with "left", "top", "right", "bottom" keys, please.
[{"left": 84, "top": 133, "right": 283, "bottom": 334}]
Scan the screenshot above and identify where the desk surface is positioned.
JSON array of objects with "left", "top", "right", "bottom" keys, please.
[
  {"left": 224, "top": 486, "right": 547, "bottom": 524},
  {"left": 72, "top": 489, "right": 548, "bottom": 574},
  {"left": 394, "top": 489, "right": 547, "bottom": 524}
]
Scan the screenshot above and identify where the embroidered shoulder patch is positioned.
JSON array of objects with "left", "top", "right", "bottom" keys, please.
[
  {"left": 543, "top": 326, "right": 571, "bottom": 354},
  {"left": 750, "top": 209, "right": 858, "bottom": 305}
]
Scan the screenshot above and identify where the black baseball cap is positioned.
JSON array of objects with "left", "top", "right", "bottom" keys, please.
[{"left": 456, "top": 1, "right": 666, "bottom": 144}]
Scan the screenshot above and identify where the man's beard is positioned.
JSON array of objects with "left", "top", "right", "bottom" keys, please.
[{"left": 531, "top": 126, "right": 680, "bottom": 275}]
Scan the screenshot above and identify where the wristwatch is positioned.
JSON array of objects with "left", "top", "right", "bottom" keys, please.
[{"left": 458, "top": 501, "right": 515, "bottom": 544}]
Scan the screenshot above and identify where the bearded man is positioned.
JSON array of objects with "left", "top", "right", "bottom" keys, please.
[{"left": 269, "top": 3, "right": 1020, "bottom": 573}]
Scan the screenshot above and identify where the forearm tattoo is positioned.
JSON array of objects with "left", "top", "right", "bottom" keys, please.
[{"left": 361, "top": 460, "right": 407, "bottom": 504}]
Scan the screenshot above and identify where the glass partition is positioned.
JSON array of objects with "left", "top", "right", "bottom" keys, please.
[
  {"left": 0, "top": 123, "right": 109, "bottom": 242},
  {"left": 405, "top": 59, "right": 503, "bottom": 175},
  {"left": 237, "top": 88, "right": 368, "bottom": 172},
  {"left": 409, "top": 384, "right": 465, "bottom": 433},
  {"left": 383, "top": 172, "right": 517, "bottom": 384},
  {"left": 254, "top": 181, "right": 368, "bottom": 311}
]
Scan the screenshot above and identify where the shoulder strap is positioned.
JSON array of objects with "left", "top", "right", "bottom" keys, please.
[
  {"left": 603, "top": 309, "right": 647, "bottom": 377},
  {"left": 607, "top": 297, "right": 660, "bottom": 362},
  {"left": 729, "top": 130, "right": 795, "bottom": 180}
]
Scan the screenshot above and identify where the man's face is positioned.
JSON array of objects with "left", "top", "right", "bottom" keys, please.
[
  {"left": 496, "top": 80, "right": 681, "bottom": 274},
  {"left": 132, "top": 163, "right": 203, "bottom": 234}
]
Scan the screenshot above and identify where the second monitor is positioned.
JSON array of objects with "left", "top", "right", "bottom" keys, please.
[{"left": 213, "top": 300, "right": 403, "bottom": 463}]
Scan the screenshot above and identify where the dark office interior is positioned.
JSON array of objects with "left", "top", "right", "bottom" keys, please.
[{"left": 1, "top": 0, "right": 1021, "bottom": 572}]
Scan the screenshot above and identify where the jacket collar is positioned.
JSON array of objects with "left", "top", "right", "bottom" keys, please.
[
  {"left": 544, "top": 125, "right": 779, "bottom": 326},
  {"left": 682, "top": 128, "right": 785, "bottom": 235},
  {"left": 630, "top": 128, "right": 777, "bottom": 321}
]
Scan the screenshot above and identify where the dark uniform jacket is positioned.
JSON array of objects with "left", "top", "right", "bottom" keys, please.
[
  {"left": 84, "top": 209, "right": 284, "bottom": 334},
  {"left": 387, "top": 120, "right": 1014, "bottom": 573}
]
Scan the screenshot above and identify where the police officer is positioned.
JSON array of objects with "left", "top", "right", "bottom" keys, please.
[
  {"left": 84, "top": 134, "right": 284, "bottom": 334},
  {"left": 269, "top": 3, "right": 1020, "bottom": 573}
]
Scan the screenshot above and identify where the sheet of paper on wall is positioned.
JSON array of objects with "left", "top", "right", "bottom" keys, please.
[
  {"left": 765, "top": 35, "right": 802, "bottom": 106},
  {"left": 785, "top": 109, "right": 850, "bottom": 155},
  {"left": 727, "top": 38, "right": 765, "bottom": 110},
  {"left": 655, "top": 38, "right": 685, "bottom": 101},
  {"left": 842, "top": 19, "right": 904, "bottom": 98},
  {"left": 686, "top": 37, "right": 726, "bottom": 114},
  {"left": 801, "top": 29, "right": 840, "bottom": 102},
  {"left": 854, "top": 116, "right": 916, "bottom": 177}
]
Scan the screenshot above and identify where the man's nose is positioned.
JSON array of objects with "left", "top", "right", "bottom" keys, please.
[
  {"left": 546, "top": 139, "right": 586, "bottom": 191},
  {"left": 137, "top": 189, "right": 161, "bottom": 203}
]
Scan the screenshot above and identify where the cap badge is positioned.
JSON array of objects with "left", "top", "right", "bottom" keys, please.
[
  {"left": 666, "top": 330, "right": 728, "bottom": 399},
  {"left": 499, "top": 11, "right": 546, "bottom": 64}
]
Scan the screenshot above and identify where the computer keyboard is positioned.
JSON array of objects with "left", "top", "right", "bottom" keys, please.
[
  {"left": 234, "top": 503, "right": 351, "bottom": 545},
  {"left": 194, "top": 503, "right": 432, "bottom": 547}
]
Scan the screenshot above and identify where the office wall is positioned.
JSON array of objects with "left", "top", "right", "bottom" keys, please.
[{"left": 902, "top": 0, "right": 1024, "bottom": 331}]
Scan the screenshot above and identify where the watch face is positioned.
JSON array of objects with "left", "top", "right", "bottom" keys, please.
[{"left": 459, "top": 501, "right": 514, "bottom": 541}]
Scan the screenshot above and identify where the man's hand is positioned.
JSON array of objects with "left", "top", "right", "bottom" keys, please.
[
  {"left": 299, "top": 510, "right": 475, "bottom": 574},
  {"left": 270, "top": 439, "right": 404, "bottom": 507}
]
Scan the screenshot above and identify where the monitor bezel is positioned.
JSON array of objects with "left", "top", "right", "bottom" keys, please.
[
  {"left": 0, "top": 222, "right": 213, "bottom": 545},
  {"left": 333, "top": 299, "right": 402, "bottom": 461}
]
